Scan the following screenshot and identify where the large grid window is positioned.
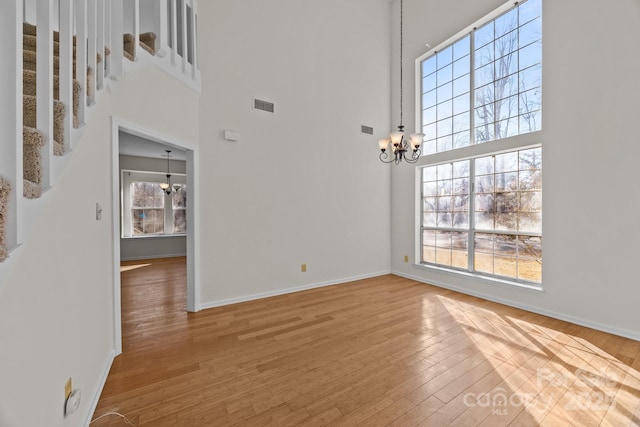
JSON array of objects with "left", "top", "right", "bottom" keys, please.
[
  {"left": 418, "top": 0, "right": 542, "bottom": 286},
  {"left": 420, "top": 0, "right": 541, "bottom": 154}
]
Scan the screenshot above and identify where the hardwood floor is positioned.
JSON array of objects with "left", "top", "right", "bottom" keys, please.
[{"left": 92, "top": 257, "right": 640, "bottom": 426}]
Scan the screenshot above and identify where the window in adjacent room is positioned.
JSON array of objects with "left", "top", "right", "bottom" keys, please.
[
  {"left": 417, "top": 0, "right": 542, "bottom": 285},
  {"left": 122, "top": 170, "right": 187, "bottom": 238}
]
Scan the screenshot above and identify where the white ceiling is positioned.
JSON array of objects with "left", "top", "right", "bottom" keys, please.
[{"left": 118, "top": 131, "right": 187, "bottom": 161}]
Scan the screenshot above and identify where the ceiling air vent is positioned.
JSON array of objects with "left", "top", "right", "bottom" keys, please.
[
  {"left": 361, "top": 125, "right": 374, "bottom": 135},
  {"left": 253, "top": 98, "right": 275, "bottom": 113}
]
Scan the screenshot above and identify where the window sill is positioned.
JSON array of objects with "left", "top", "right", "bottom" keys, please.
[
  {"left": 122, "top": 234, "right": 186, "bottom": 240},
  {"left": 415, "top": 262, "right": 544, "bottom": 293}
]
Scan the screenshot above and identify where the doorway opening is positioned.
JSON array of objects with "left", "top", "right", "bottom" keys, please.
[{"left": 111, "top": 118, "right": 199, "bottom": 354}]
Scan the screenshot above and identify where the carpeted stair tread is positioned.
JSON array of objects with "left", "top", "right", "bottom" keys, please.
[
  {"left": 124, "top": 32, "right": 157, "bottom": 58},
  {"left": 23, "top": 22, "right": 77, "bottom": 45},
  {"left": 23, "top": 179, "right": 41, "bottom": 199},
  {"left": 23, "top": 34, "right": 76, "bottom": 57},
  {"left": 23, "top": 95, "right": 66, "bottom": 156},
  {"left": 23, "top": 49, "right": 78, "bottom": 79},
  {"left": 23, "top": 69, "right": 81, "bottom": 128},
  {"left": 23, "top": 126, "right": 46, "bottom": 199},
  {"left": 0, "top": 177, "right": 9, "bottom": 261}
]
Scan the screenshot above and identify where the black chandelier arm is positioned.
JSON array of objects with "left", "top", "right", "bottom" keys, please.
[
  {"left": 403, "top": 148, "right": 421, "bottom": 164},
  {"left": 379, "top": 151, "right": 397, "bottom": 164}
]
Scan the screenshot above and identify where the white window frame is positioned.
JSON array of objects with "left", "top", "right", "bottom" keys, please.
[
  {"left": 414, "top": 0, "right": 542, "bottom": 287},
  {"left": 121, "top": 169, "right": 187, "bottom": 238}
]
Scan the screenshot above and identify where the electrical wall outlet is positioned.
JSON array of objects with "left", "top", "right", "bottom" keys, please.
[
  {"left": 404, "top": 255, "right": 409, "bottom": 263},
  {"left": 64, "top": 389, "right": 81, "bottom": 416},
  {"left": 301, "top": 263, "right": 307, "bottom": 273}
]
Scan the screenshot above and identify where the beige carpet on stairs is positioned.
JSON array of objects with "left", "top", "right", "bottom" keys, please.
[
  {"left": 124, "top": 32, "right": 156, "bottom": 60},
  {"left": 23, "top": 95, "right": 66, "bottom": 156},
  {"left": 22, "top": 69, "right": 81, "bottom": 129},
  {"left": 0, "top": 177, "right": 10, "bottom": 261},
  {"left": 22, "top": 127, "right": 46, "bottom": 199}
]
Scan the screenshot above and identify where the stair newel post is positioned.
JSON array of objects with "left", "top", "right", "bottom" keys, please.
[
  {"left": 0, "top": 0, "right": 24, "bottom": 251},
  {"left": 87, "top": 0, "right": 97, "bottom": 106},
  {"left": 109, "top": 0, "right": 123, "bottom": 78},
  {"left": 59, "top": 0, "right": 74, "bottom": 153},
  {"left": 74, "top": 0, "right": 87, "bottom": 126},
  {"left": 36, "top": 0, "right": 55, "bottom": 190},
  {"left": 96, "top": 0, "right": 105, "bottom": 90}
]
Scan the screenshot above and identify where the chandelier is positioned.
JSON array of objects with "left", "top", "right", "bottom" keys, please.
[
  {"left": 379, "top": 0, "right": 423, "bottom": 165},
  {"left": 159, "top": 150, "right": 181, "bottom": 195}
]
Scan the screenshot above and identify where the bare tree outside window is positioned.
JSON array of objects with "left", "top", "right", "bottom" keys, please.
[
  {"left": 131, "top": 182, "right": 165, "bottom": 235},
  {"left": 419, "top": 0, "right": 542, "bottom": 285}
]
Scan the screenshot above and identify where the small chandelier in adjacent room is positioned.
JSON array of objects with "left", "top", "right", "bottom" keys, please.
[
  {"left": 379, "top": 0, "right": 424, "bottom": 165},
  {"left": 159, "top": 150, "right": 181, "bottom": 195}
]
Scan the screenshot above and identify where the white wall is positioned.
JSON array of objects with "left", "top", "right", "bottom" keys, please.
[
  {"left": 119, "top": 154, "right": 187, "bottom": 260},
  {"left": 390, "top": 0, "right": 640, "bottom": 340},
  {"left": 197, "top": 0, "right": 392, "bottom": 305},
  {"left": 0, "top": 66, "right": 198, "bottom": 427}
]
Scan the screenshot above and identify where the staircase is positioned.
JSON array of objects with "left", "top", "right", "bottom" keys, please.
[
  {"left": 0, "top": 0, "right": 201, "bottom": 265},
  {"left": 21, "top": 22, "right": 82, "bottom": 199}
]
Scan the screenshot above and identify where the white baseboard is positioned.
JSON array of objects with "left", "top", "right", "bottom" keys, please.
[
  {"left": 200, "top": 270, "right": 392, "bottom": 310},
  {"left": 83, "top": 350, "right": 116, "bottom": 427},
  {"left": 120, "top": 252, "right": 187, "bottom": 261},
  {"left": 393, "top": 270, "right": 640, "bottom": 342}
]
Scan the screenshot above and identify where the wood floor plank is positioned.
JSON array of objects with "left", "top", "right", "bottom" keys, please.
[{"left": 91, "top": 258, "right": 640, "bottom": 426}]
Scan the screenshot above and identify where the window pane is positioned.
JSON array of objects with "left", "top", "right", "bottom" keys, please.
[
  {"left": 453, "top": 55, "right": 470, "bottom": 80},
  {"left": 453, "top": 131, "right": 470, "bottom": 149},
  {"left": 519, "top": 0, "right": 542, "bottom": 25},
  {"left": 494, "top": 32, "right": 518, "bottom": 63},
  {"left": 423, "top": 91, "right": 437, "bottom": 110},
  {"left": 453, "top": 75, "right": 470, "bottom": 98},
  {"left": 475, "top": 63, "right": 495, "bottom": 88},
  {"left": 520, "top": 64, "right": 541, "bottom": 92},
  {"left": 423, "top": 196, "right": 437, "bottom": 211},
  {"left": 422, "top": 57, "right": 437, "bottom": 77},
  {"left": 172, "top": 186, "right": 187, "bottom": 208},
  {"left": 174, "top": 210, "right": 187, "bottom": 234},
  {"left": 451, "top": 232, "right": 468, "bottom": 268},
  {"left": 452, "top": 93, "right": 470, "bottom": 116},
  {"left": 475, "top": 22, "right": 494, "bottom": 50},
  {"left": 453, "top": 36, "right": 470, "bottom": 60},
  {"left": 423, "top": 73, "right": 437, "bottom": 92},
  {"left": 519, "top": 16, "right": 541, "bottom": 48},
  {"left": 519, "top": 41, "right": 542, "bottom": 70},
  {"left": 495, "top": 8, "right": 518, "bottom": 39},
  {"left": 437, "top": 45, "right": 454, "bottom": 68},
  {"left": 495, "top": 152, "right": 519, "bottom": 172},
  {"left": 437, "top": 64, "right": 453, "bottom": 85},
  {"left": 437, "top": 84, "right": 453, "bottom": 105},
  {"left": 437, "top": 135, "right": 453, "bottom": 152}
]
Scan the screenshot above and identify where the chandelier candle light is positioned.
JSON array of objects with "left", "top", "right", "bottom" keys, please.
[
  {"left": 160, "top": 149, "right": 181, "bottom": 195},
  {"left": 379, "top": 0, "right": 424, "bottom": 165}
]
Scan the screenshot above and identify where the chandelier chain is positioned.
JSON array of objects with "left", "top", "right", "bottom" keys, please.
[{"left": 400, "top": 0, "right": 403, "bottom": 127}]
